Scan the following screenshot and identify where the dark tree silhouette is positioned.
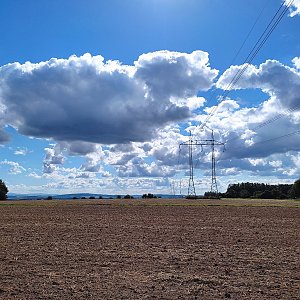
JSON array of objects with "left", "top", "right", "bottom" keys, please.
[
  {"left": 292, "top": 179, "right": 300, "bottom": 198},
  {"left": 223, "top": 182, "right": 295, "bottom": 199},
  {"left": 142, "top": 193, "right": 158, "bottom": 199},
  {"left": 0, "top": 180, "right": 8, "bottom": 200}
]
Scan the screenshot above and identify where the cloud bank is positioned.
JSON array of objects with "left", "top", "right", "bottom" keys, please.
[
  {"left": 0, "top": 51, "right": 217, "bottom": 145},
  {"left": 1, "top": 50, "right": 300, "bottom": 194}
]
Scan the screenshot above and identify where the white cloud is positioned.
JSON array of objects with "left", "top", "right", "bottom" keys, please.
[
  {"left": 44, "top": 145, "right": 65, "bottom": 164},
  {"left": 0, "top": 160, "right": 26, "bottom": 174},
  {"left": 0, "top": 51, "right": 217, "bottom": 145},
  {"left": 28, "top": 166, "right": 174, "bottom": 194},
  {"left": 135, "top": 50, "right": 218, "bottom": 99},
  {"left": 43, "top": 144, "right": 66, "bottom": 174},
  {"left": 43, "top": 163, "right": 58, "bottom": 174},
  {"left": 28, "top": 172, "right": 42, "bottom": 179},
  {"left": 248, "top": 158, "right": 267, "bottom": 167},
  {"left": 285, "top": 0, "right": 300, "bottom": 17},
  {"left": 208, "top": 100, "right": 300, "bottom": 160},
  {"left": 217, "top": 60, "right": 300, "bottom": 110},
  {"left": 14, "top": 147, "right": 29, "bottom": 156},
  {"left": 170, "top": 96, "right": 206, "bottom": 111},
  {"left": 117, "top": 158, "right": 176, "bottom": 178},
  {"left": 292, "top": 57, "right": 300, "bottom": 69},
  {"left": 2, "top": 52, "right": 300, "bottom": 193},
  {"left": 269, "top": 160, "right": 282, "bottom": 168},
  {"left": 80, "top": 151, "right": 103, "bottom": 173},
  {"left": 186, "top": 97, "right": 206, "bottom": 110}
]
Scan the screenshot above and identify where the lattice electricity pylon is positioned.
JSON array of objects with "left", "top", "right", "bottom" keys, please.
[
  {"left": 179, "top": 131, "right": 203, "bottom": 198},
  {"left": 210, "top": 130, "right": 225, "bottom": 193},
  {"left": 179, "top": 130, "right": 225, "bottom": 196}
]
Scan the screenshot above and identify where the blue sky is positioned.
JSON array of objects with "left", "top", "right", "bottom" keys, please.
[{"left": 0, "top": 0, "right": 300, "bottom": 195}]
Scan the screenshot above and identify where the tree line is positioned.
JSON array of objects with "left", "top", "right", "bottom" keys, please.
[{"left": 219, "top": 179, "right": 300, "bottom": 199}]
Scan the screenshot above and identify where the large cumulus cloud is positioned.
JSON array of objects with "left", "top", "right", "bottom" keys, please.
[
  {"left": 135, "top": 51, "right": 216, "bottom": 100},
  {"left": 216, "top": 59, "right": 300, "bottom": 110},
  {"left": 0, "top": 51, "right": 218, "bottom": 145}
]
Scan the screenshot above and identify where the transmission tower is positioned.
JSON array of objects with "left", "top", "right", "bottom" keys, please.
[
  {"left": 179, "top": 130, "right": 225, "bottom": 196},
  {"left": 179, "top": 132, "right": 198, "bottom": 197},
  {"left": 209, "top": 130, "right": 224, "bottom": 194}
]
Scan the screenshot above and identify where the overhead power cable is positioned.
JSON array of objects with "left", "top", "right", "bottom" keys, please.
[
  {"left": 215, "top": 129, "right": 300, "bottom": 167},
  {"left": 218, "top": 129, "right": 300, "bottom": 162},
  {"left": 252, "top": 103, "right": 300, "bottom": 131},
  {"left": 247, "top": 129, "right": 300, "bottom": 147},
  {"left": 200, "top": 0, "right": 295, "bottom": 130},
  {"left": 199, "top": 0, "right": 271, "bottom": 124},
  {"left": 228, "top": 0, "right": 272, "bottom": 67},
  {"left": 221, "top": 102, "right": 300, "bottom": 147}
]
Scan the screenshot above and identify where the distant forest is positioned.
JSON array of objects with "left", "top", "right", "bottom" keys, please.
[{"left": 215, "top": 179, "right": 300, "bottom": 199}]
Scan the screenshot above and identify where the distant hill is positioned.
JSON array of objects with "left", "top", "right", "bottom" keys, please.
[{"left": 7, "top": 193, "right": 184, "bottom": 200}]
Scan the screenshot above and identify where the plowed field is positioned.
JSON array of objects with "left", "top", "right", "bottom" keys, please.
[{"left": 0, "top": 199, "right": 299, "bottom": 299}]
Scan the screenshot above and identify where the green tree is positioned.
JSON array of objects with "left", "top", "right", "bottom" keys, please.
[
  {"left": 0, "top": 180, "right": 8, "bottom": 200},
  {"left": 292, "top": 179, "right": 300, "bottom": 198},
  {"left": 240, "top": 189, "right": 250, "bottom": 198},
  {"left": 142, "top": 193, "right": 157, "bottom": 199}
]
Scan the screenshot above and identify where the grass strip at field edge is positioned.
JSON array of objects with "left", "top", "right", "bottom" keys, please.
[{"left": 0, "top": 199, "right": 299, "bottom": 209}]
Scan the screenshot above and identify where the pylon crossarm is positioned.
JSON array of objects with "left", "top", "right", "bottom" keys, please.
[{"left": 178, "top": 130, "right": 225, "bottom": 198}]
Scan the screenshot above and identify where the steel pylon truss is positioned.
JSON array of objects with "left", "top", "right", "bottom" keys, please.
[{"left": 179, "top": 130, "right": 225, "bottom": 197}]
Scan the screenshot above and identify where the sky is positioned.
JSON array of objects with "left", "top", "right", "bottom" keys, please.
[{"left": 0, "top": 0, "right": 300, "bottom": 195}]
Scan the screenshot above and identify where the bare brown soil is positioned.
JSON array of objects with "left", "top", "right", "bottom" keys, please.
[{"left": 0, "top": 198, "right": 299, "bottom": 299}]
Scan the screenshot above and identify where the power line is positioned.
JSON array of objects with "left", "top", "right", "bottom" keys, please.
[
  {"left": 222, "top": 1, "right": 292, "bottom": 95},
  {"left": 178, "top": 0, "right": 296, "bottom": 191},
  {"left": 213, "top": 129, "right": 300, "bottom": 173},
  {"left": 253, "top": 103, "right": 300, "bottom": 131},
  {"left": 248, "top": 129, "right": 300, "bottom": 147},
  {"left": 221, "top": 102, "right": 300, "bottom": 149},
  {"left": 198, "top": 0, "right": 271, "bottom": 121},
  {"left": 219, "top": 129, "right": 300, "bottom": 160},
  {"left": 229, "top": 0, "right": 272, "bottom": 67},
  {"left": 200, "top": 0, "right": 295, "bottom": 130}
]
